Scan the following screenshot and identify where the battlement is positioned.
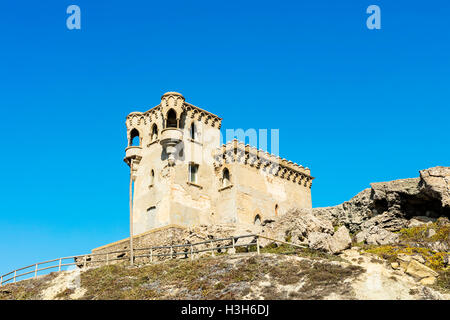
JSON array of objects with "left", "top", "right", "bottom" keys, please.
[
  {"left": 213, "top": 139, "right": 313, "bottom": 188},
  {"left": 125, "top": 94, "right": 222, "bottom": 129}
]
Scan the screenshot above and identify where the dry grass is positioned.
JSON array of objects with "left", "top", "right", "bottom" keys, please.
[
  {"left": 0, "top": 272, "right": 59, "bottom": 300},
  {"left": 0, "top": 252, "right": 365, "bottom": 300},
  {"left": 77, "top": 254, "right": 364, "bottom": 300}
]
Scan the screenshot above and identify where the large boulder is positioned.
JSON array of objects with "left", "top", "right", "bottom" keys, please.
[
  {"left": 307, "top": 226, "right": 352, "bottom": 254},
  {"left": 329, "top": 226, "right": 352, "bottom": 253},
  {"left": 307, "top": 232, "right": 333, "bottom": 252},
  {"left": 405, "top": 260, "right": 439, "bottom": 279}
]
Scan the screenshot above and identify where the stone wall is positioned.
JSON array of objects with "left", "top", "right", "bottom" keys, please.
[
  {"left": 88, "top": 225, "right": 187, "bottom": 266},
  {"left": 86, "top": 223, "right": 258, "bottom": 267}
]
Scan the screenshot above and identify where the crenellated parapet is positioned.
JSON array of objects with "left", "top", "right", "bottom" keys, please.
[
  {"left": 184, "top": 102, "right": 222, "bottom": 129},
  {"left": 125, "top": 92, "right": 222, "bottom": 132},
  {"left": 126, "top": 111, "right": 148, "bottom": 127},
  {"left": 213, "top": 139, "right": 314, "bottom": 188}
]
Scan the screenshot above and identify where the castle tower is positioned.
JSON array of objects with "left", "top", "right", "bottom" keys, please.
[
  {"left": 124, "top": 92, "right": 223, "bottom": 235},
  {"left": 124, "top": 92, "right": 313, "bottom": 236}
]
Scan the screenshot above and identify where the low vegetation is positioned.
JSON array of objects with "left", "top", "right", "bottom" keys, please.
[
  {"left": 238, "top": 242, "right": 345, "bottom": 262},
  {"left": 363, "top": 220, "right": 450, "bottom": 293},
  {"left": 0, "top": 272, "right": 58, "bottom": 300},
  {"left": 2, "top": 220, "right": 448, "bottom": 300},
  {"left": 398, "top": 220, "right": 449, "bottom": 244},
  {"left": 78, "top": 254, "right": 364, "bottom": 300},
  {"left": 0, "top": 252, "right": 365, "bottom": 300}
]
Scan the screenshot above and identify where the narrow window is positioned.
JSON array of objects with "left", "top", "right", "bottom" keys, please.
[
  {"left": 130, "top": 128, "right": 140, "bottom": 146},
  {"left": 254, "top": 215, "right": 261, "bottom": 226},
  {"left": 166, "top": 109, "right": 177, "bottom": 128},
  {"left": 275, "top": 204, "right": 279, "bottom": 216},
  {"left": 151, "top": 124, "right": 158, "bottom": 141},
  {"left": 188, "top": 163, "right": 199, "bottom": 184},
  {"left": 190, "top": 123, "right": 196, "bottom": 140},
  {"left": 222, "top": 168, "right": 230, "bottom": 187},
  {"left": 150, "top": 170, "right": 155, "bottom": 185}
]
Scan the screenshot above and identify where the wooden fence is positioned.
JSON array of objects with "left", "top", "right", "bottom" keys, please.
[{"left": 0, "top": 234, "right": 307, "bottom": 286}]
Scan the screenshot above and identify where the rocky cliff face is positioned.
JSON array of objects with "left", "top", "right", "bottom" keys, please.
[{"left": 312, "top": 166, "right": 450, "bottom": 234}]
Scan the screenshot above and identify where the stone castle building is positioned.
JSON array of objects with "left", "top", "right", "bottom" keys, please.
[{"left": 124, "top": 92, "right": 313, "bottom": 235}]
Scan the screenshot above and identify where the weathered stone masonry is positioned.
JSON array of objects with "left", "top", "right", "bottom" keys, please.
[{"left": 122, "top": 92, "right": 313, "bottom": 237}]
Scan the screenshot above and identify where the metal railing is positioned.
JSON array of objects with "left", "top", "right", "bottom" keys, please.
[{"left": 0, "top": 234, "right": 307, "bottom": 286}]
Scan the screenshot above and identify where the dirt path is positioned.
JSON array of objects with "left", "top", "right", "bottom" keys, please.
[{"left": 341, "top": 248, "right": 449, "bottom": 300}]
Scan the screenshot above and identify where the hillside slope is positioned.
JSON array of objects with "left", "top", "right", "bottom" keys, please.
[
  {"left": 1, "top": 248, "right": 448, "bottom": 300},
  {"left": 1, "top": 166, "right": 448, "bottom": 300}
]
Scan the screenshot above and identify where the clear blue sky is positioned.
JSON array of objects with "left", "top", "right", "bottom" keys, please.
[{"left": 0, "top": 1, "right": 449, "bottom": 275}]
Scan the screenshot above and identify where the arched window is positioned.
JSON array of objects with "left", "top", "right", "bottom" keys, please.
[
  {"left": 190, "top": 122, "right": 196, "bottom": 140},
  {"left": 166, "top": 109, "right": 177, "bottom": 128},
  {"left": 150, "top": 169, "right": 155, "bottom": 185},
  {"left": 275, "top": 204, "right": 279, "bottom": 216},
  {"left": 222, "top": 168, "right": 230, "bottom": 187},
  {"left": 130, "top": 128, "right": 140, "bottom": 146},
  {"left": 151, "top": 124, "right": 158, "bottom": 141},
  {"left": 254, "top": 215, "right": 261, "bottom": 226}
]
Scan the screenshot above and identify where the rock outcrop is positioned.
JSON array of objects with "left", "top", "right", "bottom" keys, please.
[
  {"left": 261, "top": 208, "right": 333, "bottom": 245},
  {"left": 260, "top": 208, "right": 352, "bottom": 254},
  {"left": 420, "top": 166, "right": 450, "bottom": 208},
  {"left": 355, "top": 225, "right": 399, "bottom": 245},
  {"left": 313, "top": 188, "right": 373, "bottom": 234},
  {"left": 313, "top": 166, "right": 450, "bottom": 235}
]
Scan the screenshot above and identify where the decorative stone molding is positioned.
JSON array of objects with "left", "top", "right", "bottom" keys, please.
[
  {"left": 125, "top": 93, "right": 222, "bottom": 131},
  {"left": 160, "top": 128, "right": 183, "bottom": 166},
  {"left": 126, "top": 112, "right": 148, "bottom": 127},
  {"left": 213, "top": 139, "right": 314, "bottom": 188},
  {"left": 186, "top": 181, "right": 203, "bottom": 189},
  {"left": 124, "top": 146, "right": 143, "bottom": 168},
  {"left": 218, "top": 184, "right": 233, "bottom": 192},
  {"left": 185, "top": 103, "right": 222, "bottom": 129}
]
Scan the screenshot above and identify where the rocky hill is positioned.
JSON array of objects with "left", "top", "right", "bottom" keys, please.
[{"left": 1, "top": 166, "right": 448, "bottom": 300}]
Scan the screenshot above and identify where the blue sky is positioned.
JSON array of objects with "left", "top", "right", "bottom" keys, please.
[{"left": 0, "top": 1, "right": 449, "bottom": 275}]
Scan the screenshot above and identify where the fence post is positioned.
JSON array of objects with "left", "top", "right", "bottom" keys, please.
[
  {"left": 232, "top": 237, "right": 235, "bottom": 253},
  {"left": 170, "top": 246, "right": 174, "bottom": 259},
  {"left": 13, "top": 270, "right": 16, "bottom": 283},
  {"left": 1, "top": 275, "right": 3, "bottom": 286},
  {"left": 34, "top": 264, "right": 38, "bottom": 279},
  {"left": 150, "top": 249, "right": 153, "bottom": 262},
  {"left": 256, "top": 237, "right": 260, "bottom": 255},
  {"left": 106, "top": 253, "right": 109, "bottom": 265},
  {"left": 210, "top": 240, "right": 215, "bottom": 257},
  {"left": 83, "top": 255, "right": 87, "bottom": 268},
  {"left": 58, "top": 258, "right": 62, "bottom": 272},
  {"left": 190, "top": 245, "right": 193, "bottom": 260}
]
